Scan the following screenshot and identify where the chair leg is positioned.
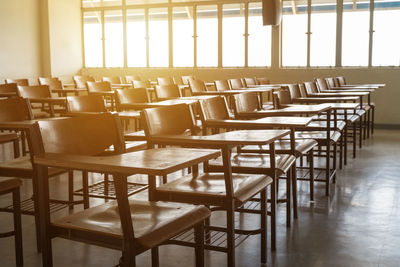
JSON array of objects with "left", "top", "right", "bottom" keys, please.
[
  {"left": 151, "top": 247, "right": 159, "bottom": 267},
  {"left": 353, "top": 122, "right": 357, "bottom": 158},
  {"left": 325, "top": 142, "right": 331, "bottom": 196},
  {"left": 226, "top": 202, "right": 235, "bottom": 267},
  {"left": 13, "top": 139, "right": 20, "bottom": 159},
  {"left": 309, "top": 151, "right": 314, "bottom": 202},
  {"left": 339, "top": 135, "right": 343, "bottom": 170},
  {"left": 68, "top": 171, "right": 74, "bottom": 209},
  {"left": 371, "top": 107, "right": 375, "bottom": 135},
  {"left": 367, "top": 109, "right": 370, "bottom": 138},
  {"left": 13, "top": 188, "right": 23, "bottom": 267},
  {"left": 270, "top": 178, "right": 277, "bottom": 251},
  {"left": 82, "top": 171, "right": 89, "bottom": 209},
  {"left": 286, "top": 170, "right": 291, "bottom": 227},
  {"left": 194, "top": 223, "right": 205, "bottom": 267},
  {"left": 260, "top": 188, "right": 267, "bottom": 265},
  {"left": 291, "top": 165, "right": 298, "bottom": 220}
]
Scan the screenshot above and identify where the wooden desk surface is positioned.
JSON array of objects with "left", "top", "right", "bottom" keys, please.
[
  {"left": 116, "top": 110, "right": 141, "bottom": 119},
  {"left": 0, "top": 92, "right": 18, "bottom": 98},
  {"left": 293, "top": 97, "right": 359, "bottom": 103},
  {"left": 320, "top": 103, "right": 360, "bottom": 110},
  {"left": 28, "top": 97, "right": 66, "bottom": 104},
  {"left": 150, "top": 129, "right": 290, "bottom": 147},
  {"left": 321, "top": 88, "right": 375, "bottom": 93},
  {"left": 34, "top": 147, "right": 220, "bottom": 176},
  {"left": 309, "top": 92, "right": 369, "bottom": 97},
  {"left": 205, "top": 116, "right": 312, "bottom": 129}
]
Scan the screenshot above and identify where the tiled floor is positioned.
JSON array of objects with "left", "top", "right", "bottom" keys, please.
[{"left": 1, "top": 129, "right": 400, "bottom": 267}]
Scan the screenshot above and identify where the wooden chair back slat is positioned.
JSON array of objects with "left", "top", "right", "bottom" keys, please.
[
  {"left": 87, "top": 81, "right": 112, "bottom": 92},
  {"left": 188, "top": 79, "right": 207, "bottom": 93},
  {"left": 116, "top": 88, "right": 150, "bottom": 105},
  {"left": 67, "top": 95, "right": 106, "bottom": 113},
  {"left": 228, "top": 79, "right": 244, "bottom": 90},
  {"left": 233, "top": 92, "right": 260, "bottom": 114},
  {"left": 73, "top": 75, "right": 95, "bottom": 89},
  {"left": 0, "top": 83, "right": 18, "bottom": 94},
  {"left": 103, "top": 76, "right": 122, "bottom": 85},
  {"left": 154, "top": 85, "right": 181, "bottom": 100},
  {"left": 18, "top": 85, "right": 51, "bottom": 98},
  {"left": 5, "top": 79, "right": 29, "bottom": 86},
  {"left": 199, "top": 96, "right": 230, "bottom": 121},
  {"left": 214, "top": 80, "right": 230, "bottom": 91},
  {"left": 0, "top": 98, "right": 34, "bottom": 121}
]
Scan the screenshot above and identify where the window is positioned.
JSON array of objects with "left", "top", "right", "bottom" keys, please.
[
  {"left": 104, "top": 10, "right": 123, "bottom": 67},
  {"left": 83, "top": 0, "right": 121, "bottom": 8},
  {"left": 83, "top": 12, "right": 103, "bottom": 67},
  {"left": 342, "top": 0, "right": 370, "bottom": 66},
  {"left": 310, "top": 0, "right": 336, "bottom": 66},
  {"left": 173, "top": 7, "right": 194, "bottom": 67},
  {"left": 222, "top": 4, "right": 245, "bottom": 67},
  {"left": 372, "top": 0, "right": 400, "bottom": 66},
  {"left": 196, "top": 5, "right": 218, "bottom": 67},
  {"left": 148, "top": 8, "right": 169, "bottom": 67},
  {"left": 282, "top": 0, "right": 308, "bottom": 67},
  {"left": 248, "top": 2, "right": 271, "bottom": 67},
  {"left": 127, "top": 9, "right": 146, "bottom": 67}
]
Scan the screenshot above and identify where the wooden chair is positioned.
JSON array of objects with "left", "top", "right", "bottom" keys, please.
[
  {"left": 5, "top": 79, "right": 29, "bottom": 86},
  {"left": 0, "top": 98, "right": 78, "bottom": 252},
  {"left": 141, "top": 104, "right": 272, "bottom": 266},
  {"left": 326, "top": 77, "right": 337, "bottom": 88},
  {"left": 66, "top": 95, "right": 106, "bottom": 113},
  {"left": 181, "top": 75, "right": 195, "bottom": 85},
  {"left": 157, "top": 77, "right": 175, "bottom": 86},
  {"left": 154, "top": 84, "right": 181, "bottom": 101},
  {"left": 188, "top": 79, "right": 208, "bottom": 95},
  {"left": 17, "top": 85, "right": 64, "bottom": 118},
  {"left": 38, "top": 77, "right": 63, "bottom": 92},
  {"left": 86, "top": 81, "right": 115, "bottom": 111},
  {"left": 0, "top": 83, "right": 19, "bottom": 98},
  {"left": 73, "top": 75, "right": 95, "bottom": 89},
  {"left": 115, "top": 88, "right": 151, "bottom": 110},
  {"left": 214, "top": 80, "right": 230, "bottom": 91},
  {"left": 102, "top": 76, "right": 122, "bottom": 85},
  {"left": 256, "top": 77, "right": 270, "bottom": 85},
  {"left": 125, "top": 75, "right": 141, "bottom": 83},
  {"left": 233, "top": 92, "right": 340, "bottom": 196},
  {"left": 336, "top": 76, "right": 346, "bottom": 86},
  {"left": 243, "top": 77, "right": 257, "bottom": 87},
  {"left": 228, "top": 78, "right": 244, "bottom": 90},
  {"left": 0, "top": 177, "right": 23, "bottom": 267},
  {"left": 28, "top": 113, "right": 209, "bottom": 267},
  {"left": 132, "top": 80, "right": 150, "bottom": 89}
]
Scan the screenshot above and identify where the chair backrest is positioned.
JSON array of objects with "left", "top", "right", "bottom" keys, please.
[
  {"left": 198, "top": 96, "right": 230, "bottom": 121},
  {"left": 228, "top": 79, "right": 244, "bottom": 90},
  {"left": 67, "top": 95, "right": 106, "bottom": 113},
  {"left": 103, "top": 76, "right": 122, "bottom": 85},
  {"left": 38, "top": 77, "right": 63, "bottom": 91},
  {"left": 233, "top": 92, "right": 260, "bottom": 114},
  {"left": 18, "top": 85, "right": 52, "bottom": 98},
  {"left": 181, "top": 75, "right": 195, "bottom": 85},
  {"left": 315, "top": 78, "right": 329, "bottom": 91},
  {"left": 188, "top": 79, "right": 207, "bottom": 93},
  {"left": 0, "top": 83, "right": 18, "bottom": 94},
  {"left": 157, "top": 77, "right": 175, "bottom": 86},
  {"left": 303, "top": 81, "right": 319, "bottom": 95},
  {"left": 256, "top": 77, "right": 269, "bottom": 85},
  {"left": 73, "top": 75, "right": 95, "bottom": 89},
  {"left": 33, "top": 113, "right": 125, "bottom": 156},
  {"left": 275, "top": 90, "right": 292, "bottom": 105},
  {"left": 5, "top": 79, "right": 29, "bottom": 86},
  {"left": 141, "top": 104, "right": 196, "bottom": 136},
  {"left": 154, "top": 84, "right": 181, "bottom": 100},
  {"left": 287, "top": 84, "right": 302, "bottom": 99},
  {"left": 325, "top": 77, "right": 337, "bottom": 88},
  {"left": 336, "top": 76, "right": 346, "bottom": 86},
  {"left": 125, "top": 75, "right": 141, "bottom": 83},
  {"left": 115, "top": 88, "right": 150, "bottom": 106},
  {"left": 0, "top": 97, "right": 34, "bottom": 121},
  {"left": 87, "top": 81, "right": 112, "bottom": 92},
  {"left": 214, "top": 80, "right": 230, "bottom": 91},
  {"left": 132, "top": 80, "right": 151, "bottom": 89},
  {"left": 244, "top": 77, "right": 257, "bottom": 86}
]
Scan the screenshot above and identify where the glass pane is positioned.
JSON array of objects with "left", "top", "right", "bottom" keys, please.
[
  {"left": 197, "top": 5, "right": 218, "bottom": 67},
  {"left": 127, "top": 9, "right": 146, "bottom": 67},
  {"left": 149, "top": 8, "right": 169, "bottom": 67},
  {"left": 372, "top": 1, "right": 400, "bottom": 66},
  {"left": 282, "top": 1, "right": 308, "bottom": 66},
  {"left": 248, "top": 2, "right": 271, "bottom": 67},
  {"left": 223, "top": 4, "right": 245, "bottom": 67},
  {"left": 173, "top": 6, "right": 194, "bottom": 67},
  {"left": 83, "top": 0, "right": 121, "bottom": 8},
  {"left": 84, "top": 12, "right": 103, "bottom": 68},
  {"left": 126, "top": 0, "right": 168, "bottom": 4},
  {"left": 342, "top": 0, "right": 369, "bottom": 66},
  {"left": 310, "top": 0, "right": 336, "bottom": 66},
  {"left": 104, "top": 10, "right": 123, "bottom": 67}
]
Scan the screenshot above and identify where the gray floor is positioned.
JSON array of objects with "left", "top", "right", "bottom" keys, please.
[{"left": 1, "top": 129, "right": 400, "bottom": 267}]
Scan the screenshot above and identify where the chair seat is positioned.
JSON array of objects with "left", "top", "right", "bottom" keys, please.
[
  {"left": 240, "top": 139, "right": 318, "bottom": 157},
  {"left": 124, "top": 130, "right": 146, "bottom": 141},
  {"left": 157, "top": 173, "right": 272, "bottom": 206},
  {"left": 209, "top": 153, "right": 296, "bottom": 175},
  {"left": 0, "top": 155, "right": 66, "bottom": 178},
  {"left": 0, "top": 132, "right": 19, "bottom": 143},
  {"left": 262, "top": 104, "right": 274, "bottom": 110},
  {"left": 0, "top": 177, "right": 22, "bottom": 193},
  {"left": 52, "top": 200, "right": 210, "bottom": 249},
  {"left": 32, "top": 110, "right": 51, "bottom": 119},
  {"left": 295, "top": 131, "right": 341, "bottom": 143},
  {"left": 308, "top": 120, "right": 346, "bottom": 131}
]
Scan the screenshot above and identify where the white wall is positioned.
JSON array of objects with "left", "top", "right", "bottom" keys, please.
[{"left": 0, "top": 0, "right": 41, "bottom": 84}]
